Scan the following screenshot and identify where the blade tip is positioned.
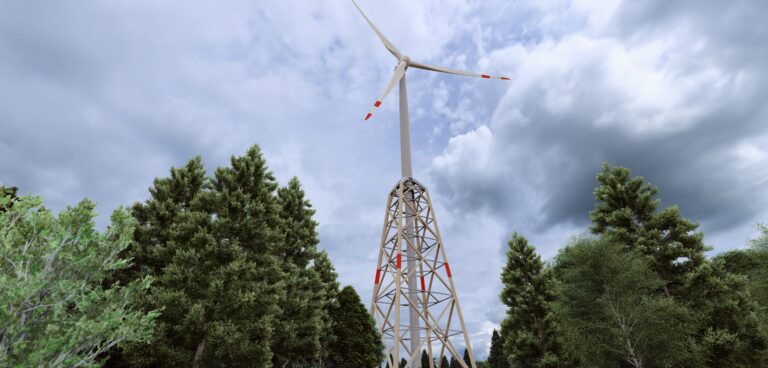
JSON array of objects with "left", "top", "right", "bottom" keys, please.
[{"left": 365, "top": 113, "right": 372, "bottom": 121}]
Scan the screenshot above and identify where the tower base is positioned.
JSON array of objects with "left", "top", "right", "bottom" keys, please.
[{"left": 370, "top": 177, "right": 476, "bottom": 368}]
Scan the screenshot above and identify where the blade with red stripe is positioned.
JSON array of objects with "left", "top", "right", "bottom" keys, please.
[
  {"left": 363, "top": 61, "right": 407, "bottom": 121},
  {"left": 410, "top": 60, "right": 510, "bottom": 81}
]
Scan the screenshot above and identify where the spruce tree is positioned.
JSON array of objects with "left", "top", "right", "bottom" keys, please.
[
  {"left": 449, "top": 356, "right": 461, "bottom": 368},
  {"left": 327, "top": 286, "right": 384, "bottom": 368},
  {"left": 314, "top": 249, "right": 341, "bottom": 364},
  {"left": 422, "top": 349, "right": 431, "bottom": 368},
  {"left": 272, "top": 177, "right": 326, "bottom": 367},
  {"left": 589, "top": 163, "right": 708, "bottom": 295},
  {"left": 488, "top": 329, "right": 508, "bottom": 368},
  {"left": 499, "top": 233, "right": 563, "bottom": 368},
  {"left": 440, "top": 356, "right": 450, "bottom": 368},
  {"left": 115, "top": 147, "right": 286, "bottom": 367},
  {"left": 463, "top": 349, "right": 472, "bottom": 367}
]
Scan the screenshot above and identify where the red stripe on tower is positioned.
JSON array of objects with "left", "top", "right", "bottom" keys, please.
[
  {"left": 374, "top": 100, "right": 382, "bottom": 107},
  {"left": 396, "top": 253, "right": 402, "bottom": 269},
  {"left": 481, "top": 74, "right": 491, "bottom": 79},
  {"left": 374, "top": 269, "right": 381, "bottom": 284},
  {"left": 420, "top": 275, "right": 426, "bottom": 292},
  {"left": 445, "top": 263, "right": 452, "bottom": 278}
]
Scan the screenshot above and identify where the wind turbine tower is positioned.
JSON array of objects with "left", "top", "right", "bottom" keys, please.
[{"left": 351, "top": 1, "right": 509, "bottom": 367}]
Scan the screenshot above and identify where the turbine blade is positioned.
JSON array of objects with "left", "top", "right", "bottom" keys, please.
[
  {"left": 351, "top": 0, "right": 401, "bottom": 59},
  {"left": 364, "top": 61, "right": 407, "bottom": 121},
  {"left": 409, "top": 60, "right": 511, "bottom": 80}
]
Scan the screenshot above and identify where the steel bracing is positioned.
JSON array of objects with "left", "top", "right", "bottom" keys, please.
[
  {"left": 371, "top": 178, "right": 476, "bottom": 368},
  {"left": 350, "top": 1, "right": 508, "bottom": 365}
]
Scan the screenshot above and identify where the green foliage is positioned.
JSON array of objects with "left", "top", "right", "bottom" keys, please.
[
  {"left": 0, "top": 185, "right": 18, "bottom": 213},
  {"left": 487, "top": 329, "right": 508, "bottom": 368},
  {"left": 0, "top": 194, "right": 157, "bottom": 367},
  {"left": 679, "top": 259, "right": 768, "bottom": 367},
  {"left": 314, "top": 249, "right": 341, "bottom": 362},
  {"left": 462, "top": 349, "right": 472, "bottom": 367},
  {"left": 115, "top": 147, "right": 287, "bottom": 367},
  {"left": 272, "top": 177, "right": 327, "bottom": 367},
  {"left": 752, "top": 223, "right": 768, "bottom": 251},
  {"left": 421, "top": 349, "right": 431, "bottom": 368},
  {"left": 449, "top": 356, "right": 461, "bottom": 368},
  {"left": 717, "top": 246, "right": 768, "bottom": 321},
  {"left": 326, "top": 286, "right": 383, "bottom": 368},
  {"left": 440, "top": 356, "right": 450, "bottom": 368},
  {"left": 553, "top": 238, "right": 696, "bottom": 368},
  {"left": 590, "top": 164, "right": 708, "bottom": 294},
  {"left": 499, "top": 233, "right": 566, "bottom": 368}
]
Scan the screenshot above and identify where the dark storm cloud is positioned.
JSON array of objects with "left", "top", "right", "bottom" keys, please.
[{"left": 431, "top": 0, "right": 768, "bottom": 239}]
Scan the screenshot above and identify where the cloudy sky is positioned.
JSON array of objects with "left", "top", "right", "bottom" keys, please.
[{"left": 2, "top": 0, "right": 768, "bottom": 358}]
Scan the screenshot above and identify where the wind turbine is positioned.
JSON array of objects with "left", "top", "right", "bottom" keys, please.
[{"left": 352, "top": 1, "right": 508, "bottom": 368}]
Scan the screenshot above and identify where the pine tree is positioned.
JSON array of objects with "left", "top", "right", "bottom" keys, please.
[
  {"left": 327, "top": 286, "right": 384, "bottom": 368},
  {"left": 272, "top": 177, "right": 326, "bottom": 367},
  {"left": 449, "top": 356, "right": 462, "bottom": 368},
  {"left": 114, "top": 146, "right": 287, "bottom": 367},
  {"left": 314, "top": 249, "right": 341, "bottom": 365},
  {"left": 422, "top": 349, "right": 431, "bottom": 368},
  {"left": 488, "top": 329, "right": 508, "bottom": 368},
  {"left": 463, "top": 349, "right": 472, "bottom": 367},
  {"left": 499, "top": 233, "right": 564, "bottom": 368},
  {"left": 440, "top": 356, "right": 450, "bottom": 368},
  {"left": 589, "top": 163, "right": 708, "bottom": 295}
]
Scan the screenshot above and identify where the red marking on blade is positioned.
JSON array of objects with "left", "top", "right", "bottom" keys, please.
[
  {"left": 396, "top": 253, "right": 402, "bottom": 269},
  {"left": 420, "top": 275, "right": 426, "bottom": 291},
  {"left": 481, "top": 74, "right": 491, "bottom": 79},
  {"left": 374, "top": 100, "right": 381, "bottom": 107},
  {"left": 501, "top": 77, "right": 510, "bottom": 80},
  {"left": 445, "top": 263, "right": 452, "bottom": 278},
  {"left": 374, "top": 269, "right": 381, "bottom": 284},
  {"left": 365, "top": 113, "right": 372, "bottom": 120}
]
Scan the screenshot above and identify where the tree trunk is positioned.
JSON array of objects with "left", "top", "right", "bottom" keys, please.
[{"left": 191, "top": 338, "right": 206, "bottom": 368}]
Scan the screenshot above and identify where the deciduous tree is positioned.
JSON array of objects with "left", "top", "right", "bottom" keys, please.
[{"left": 0, "top": 194, "right": 157, "bottom": 367}]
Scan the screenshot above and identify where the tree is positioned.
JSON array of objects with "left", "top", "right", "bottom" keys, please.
[
  {"left": 422, "top": 349, "right": 431, "bottom": 368},
  {"left": 115, "top": 147, "right": 287, "bottom": 367},
  {"left": 272, "top": 178, "right": 327, "bottom": 367},
  {"left": 717, "top": 224, "right": 768, "bottom": 318},
  {"left": 0, "top": 185, "right": 17, "bottom": 213},
  {"left": 0, "top": 194, "right": 157, "bottom": 367},
  {"left": 449, "top": 356, "right": 461, "bottom": 368},
  {"left": 680, "top": 259, "right": 768, "bottom": 367},
  {"left": 463, "top": 349, "right": 472, "bottom": 367},
  {"left": 553, "top": 238, "right": 696, "bottom": 368},
  {"left": 314, "top": 249, "right": 341, "bottom": 364},
  {"left": 499, "top": 233, "right": 565, "bottom": 368},
  {"left": 440, "top": 356, "right": 450, "bottom": 368},
  {"left": 589, "top": 164, "right": 708, "bottom": 295},
  {"left": 326, "top": 286, "right": 384, "bottom": 368},
  {"left": 487, "top": 329, "right": 508, "bottom": 368}
]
